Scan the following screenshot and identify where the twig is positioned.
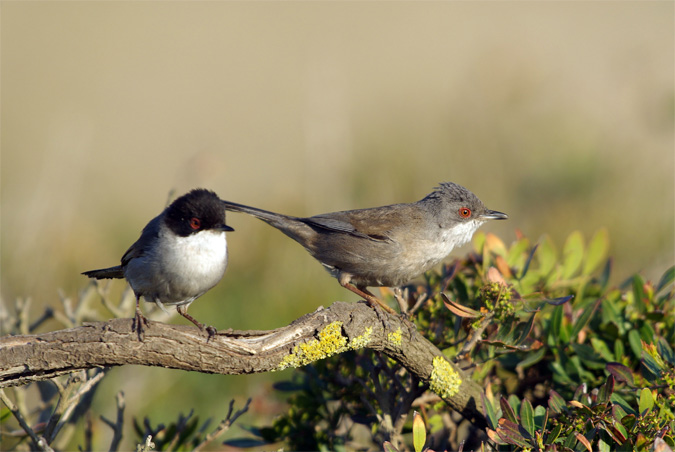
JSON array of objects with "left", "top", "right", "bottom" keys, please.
[
  {"left": 456, "top": 311, "right": 495, "bottom": 361},
  {"left": 29, "top": 307, "right": 54, "bottom": 333},
  {"left": 408, "top": 292, "right": 428, "bottom": 316},
  {"left": 100, "top": 391, "right": 126, "bottom": 452},
  {"left": 0, "top": 388, "right": 46, "bottom": 450},
  {"left": 193, "top": 398, "right": 252, "bottom": 452}
]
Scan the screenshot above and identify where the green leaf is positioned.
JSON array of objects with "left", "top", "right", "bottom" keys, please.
[
  {"left": 613, "top": 339, "right": 625, "bottom": 362},
  {"left": 632, "top": 275, "right": 647, "bottom": 314},
  {"left": 638, "top": 388, "right": 654, "bottom": 415},
  {"left": 642, "top": 352, "right": 663, "bottom": 379},
  {"left": 571, "top": 343, "right": 606, "bottom": 369},
  {"left": 658, "top": 337, "right": 675, "bottom": 366},
  {"left": 570, "top": 298, "right": 601, "bottom": 339},
  {"left": 472, "top": 231, "right": 486, "bottom": 254},
  {"left": 606, "top": 363, "right": 635, "bottom": 387},
  {"left": 546, "top": 422, "right": 563, "bottom": 444},
  {"left": 610, "top": 392, "right": 636, "bottom": 416},
  {"left": 549, "top": 305, "right": 564, "bottom": 346},
  {"left": 583, "top": 228, "right": 609, "bottom": 275},
  {"left": 548, "top": 390, "right": 566, "bottom": 414},
  {"left": 496, "top": 419, "right": 532, "bottom": 448},
  {"left": 519, "top": 244, "right": 539, "bottom": 280},
  {"left": 590, "top": 338, "right": 614, "bottom": 362},
  {"left": 628, "top": 329, "right": 643, "bottom": 359},
  {"left": 412, "top": 411, "right": 426, "bottom": 452},
  {"left": 507, "top": 237, "right": 531, "bottom": 268},
  {"left": 597, "top": 375, "right": 615, "bottom": 403},
  {"left": 537, "top": 235, "right": 558, "bottom": 277},
  {"left": 598, "top": 259, "right": 612, "bottom": 291},
  {"left": 482, "top": 393, "right": 499, "bottom": 430},
  {"left": 562, "top": 231, "right": 584, "bottom": 279},
  {"left": 383, "top": 441, "right": 399, "bottom": 452},
  {"left": 516, "top": 347, "right": 546, "bottom": 369},
  {"left": 656, "top": 265, "right": 675, "bottom": 293},
  {"left": 520, "top": 399, "right": 535, "bottom": 438},
  {"left": 515, "top": 314, "right": 536, "bottom": 345},
  {"left": 533, "top": 405, "right": 547, "bottom": 430},
  {"left": 500, "top": 396, "right": 518, "bottom": 424}
]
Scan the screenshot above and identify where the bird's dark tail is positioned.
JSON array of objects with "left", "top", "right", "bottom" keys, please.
[
  {"left": 82, "top": 266, "right": 124, "bottom": 279},
  {"left": 222, "top": 200, "right": 297, "bottom": 225}
]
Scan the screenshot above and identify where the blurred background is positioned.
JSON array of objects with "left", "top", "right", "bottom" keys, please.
[{"left": 2, "top": 2, "right": 673, "bottom": 449}]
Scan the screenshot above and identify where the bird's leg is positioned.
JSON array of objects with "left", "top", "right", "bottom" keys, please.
[
  {"left": 338, "top": 276, "right": 397, "bottom": 315},
  {"left": 132, "top": 296, "right": 149, "bottom": 341},
  {"left": 176, "top": 305, "right": 217, "bottom": 342}
]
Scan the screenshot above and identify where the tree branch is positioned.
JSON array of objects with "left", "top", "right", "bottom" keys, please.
[{"left": 0, "top": 301, "right": 486, "bottom": 428}]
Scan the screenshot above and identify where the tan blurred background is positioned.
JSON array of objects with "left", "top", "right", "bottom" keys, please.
[{"left": 2, "top": 1, "right": 673, "bottom": 448}]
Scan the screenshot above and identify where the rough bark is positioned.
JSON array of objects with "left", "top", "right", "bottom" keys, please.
[{"left": 0, "top": 301, "right": 486, "bottom": 428}]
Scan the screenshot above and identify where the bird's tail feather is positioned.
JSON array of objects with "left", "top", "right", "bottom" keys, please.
[
  {"left": 222, "top": 200, "right": 295, "bottom": 224},
  {"left": 82, "top": 266, "right": 124, "bottom": 279}
]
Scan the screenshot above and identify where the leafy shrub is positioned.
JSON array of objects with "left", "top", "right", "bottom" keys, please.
[{"left": 242, "top": 230, "right": 674, "bottom": 451}]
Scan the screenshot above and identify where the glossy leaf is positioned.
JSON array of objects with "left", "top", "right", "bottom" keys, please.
[
  {"left": 496, "top": 419, "right": 531, "bottom": 448},
  {"left": 520, "top": 399, "right": 535, "bottom": 438},
  {"left": 562, "top": 231, "right": 584, "bottom": 279},
  {"left": 519, "top": 243, "right": 539, "bottom": 280},
  {"left": 442, "top": 293, "right": 481, "bottom": 318},
  {"left": 590, "top": 338, "right": 614, "bottom": 362},
  {"left": 641, "top": 352, "right": 663, "bottom": 380},
  {"left": 628, "top": 330, "right": 643, "bottom": 359},
  {"left": 638, "top": 388, "right": 654, "bottom": 415},
  {"left": 583, "top": 228, "right": 609, "bottom": 275},
  {"left": 575, "top": 431, "right": 593, "bottom": 452},
  {"left": 383, "top": 441, "right": 399, "bottom": 452},
  {"left": 546, "top": 422, "right": 563, "bottom": 444},
  {"left": 412, "top": 411, "right": 426, "bottom": 452},
  {"left": 597, "top": 375, "right": 615, "bottom": 403},
  {"left": 500, "top": 396, "right": 518, "bottom": 424},
  {"left": 547, "top": 295, "right": 574, "bottom": 306},
  {"left": 631, "top": 275, "right": 647, "bottom": 314},
  {"left": 658, "top": 336, "right": 675, "bottom": 365},
  {"left": 570, "top": 298, "right": 601, "bottom": 339},
  {"left": 537, "top": 235, "right": 558, "bottom": 277},
  {"left": 482, "top": 393, "right": 498, "bottom": 431},
  {"left": 656, "top": 265, "right": 675, "bottom": 294},
  {"left": 507, "top": 237, "right": 530, "bottom": 268},
  {"left": 548, "top": 390, "right": 566, "bottom": 414}
]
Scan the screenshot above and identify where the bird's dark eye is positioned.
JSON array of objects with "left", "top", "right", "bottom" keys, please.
[
  {"left": 459, "top": 208, "right": 472, "bottom": 218},
  {"left": 189, "top": 217, "right": 201, "bottom": 230}
]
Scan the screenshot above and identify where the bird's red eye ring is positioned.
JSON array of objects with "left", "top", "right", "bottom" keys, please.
[
  {"left": 459, "top": 208, "right": 472, "bottom": 218},
  {"left": 189, "top": 217, "right": 201, "bottom": 230}
]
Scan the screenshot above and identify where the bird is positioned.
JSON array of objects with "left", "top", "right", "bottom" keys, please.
[
  {"left": 83, "top": 188, "right": 234, "bottom": 339},
  {"left": 221, "top": 182, "right": 507, "bottom": 314}
]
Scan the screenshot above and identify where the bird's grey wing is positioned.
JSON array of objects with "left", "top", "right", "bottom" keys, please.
[
  {"left": 120, "top": 215, "right": 162, "bottom": 266},
  {"left": 305, "top": 204, "right": 416, "bottom": 241}
]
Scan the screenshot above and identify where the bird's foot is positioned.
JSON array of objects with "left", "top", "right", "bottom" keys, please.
[
  {"left": 205, "top": 325, "right": 218, "bottom": 343},
  {"left": 177, "top": 305, "right": 217, "bottom": 342},
  {"left": 132, "top": 308, "right": 150, "bottom": 341}
]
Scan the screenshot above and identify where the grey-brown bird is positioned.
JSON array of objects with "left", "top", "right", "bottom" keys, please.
[{"left": 222, "top": 182, "right": 507, "bottom": 313}]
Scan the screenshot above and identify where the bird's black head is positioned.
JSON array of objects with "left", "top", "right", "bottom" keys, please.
[{"left": 164, "top": 189, "right": 234, "bottom": 237}]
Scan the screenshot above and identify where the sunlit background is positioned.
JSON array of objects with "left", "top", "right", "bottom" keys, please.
[{"left": 2, "top": 2, "right": 673, "bottom": 449}]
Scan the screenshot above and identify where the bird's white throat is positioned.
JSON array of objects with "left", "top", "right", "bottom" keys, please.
[{"left": 163, "top": 230, "right": 228, "bottom": 276}]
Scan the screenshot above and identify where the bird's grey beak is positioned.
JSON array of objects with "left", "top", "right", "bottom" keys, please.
[
  {"left": 219, "top": 224, "right": 235, "bottom": 232},
  {"left": 482, "top": 210, "right": 508, "bottom": 220}
]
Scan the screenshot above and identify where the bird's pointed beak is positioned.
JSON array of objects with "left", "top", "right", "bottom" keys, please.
[
  {"left": 482, "top": 210, "right": 508, "bottom": 220},
  {"left": 219, "top": 224, "right": 235, "bottom": 232}
]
